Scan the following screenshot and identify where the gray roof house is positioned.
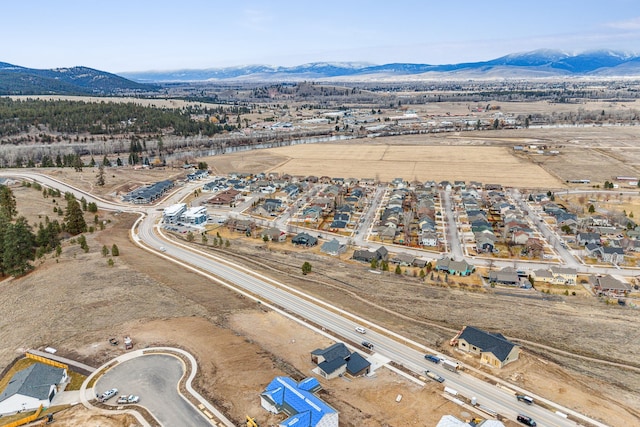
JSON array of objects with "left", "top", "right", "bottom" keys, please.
[
  {"left": 0, "top": 363, "right": 68, "bottom": 415},
  {"left": 321, "top": 239, "right": 346, "bottom": 256},
  {"left": 310, "top": 343, "right": 370, "bottom": 380},
  {"left": 456, "top": 326, "right": 519, "bottom": 368}
]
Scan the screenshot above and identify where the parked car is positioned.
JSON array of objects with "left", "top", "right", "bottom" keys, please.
[
  {"left": 424, "top": 354, "right": 441, "bottom": 364},
  {"left": 100, "top": 388, "right": 118, "bottom": 402},
  {"left": 355, "top": 327, "right": 366, "bottom": 334},
  {"left": 516, "top": 414, "right": 537, "bottom": 426},
  {"left": 127, "top": 395, "right": 140, "bottom": 404},
  {"left": 117, "top": 395, "right": 129, "bottom": 404},
  {"left": 361, "top": 341, "right": 374, "bottom": 349}
]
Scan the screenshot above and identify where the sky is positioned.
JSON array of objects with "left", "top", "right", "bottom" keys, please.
[{"left": 2, "top": 0, "right": 640, "bottom": 73}]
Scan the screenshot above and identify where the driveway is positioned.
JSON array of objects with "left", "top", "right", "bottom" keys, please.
[{"left": 96, "top": 354, "right": 210, "bottom": 426}]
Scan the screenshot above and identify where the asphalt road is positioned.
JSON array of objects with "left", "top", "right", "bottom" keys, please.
[{"left": 96, "top": 354, "right": 210, "bottom": 427}]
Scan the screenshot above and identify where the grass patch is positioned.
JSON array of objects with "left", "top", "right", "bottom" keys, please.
[
  {"left": 66, "top": 371, "right": 86, "bottom": 391},
  {"left": 0, "top": 358, "right": 36, "bottom": 394}
]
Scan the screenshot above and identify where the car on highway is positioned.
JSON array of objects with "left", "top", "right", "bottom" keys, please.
[
  {"left": 516, "top": 414, "right": 537, "bottom": 426},
  {"left": 100, "top": 388, "right": 118, "bottom": 402},
  {"left": 355, "top": 326, "right": 366, "bottom": 334},
  {"left": 159, "top": 246, "right": 167, "bottom": 252},
  {"left": 517, "top": 395, "right": 534, "bottom": 405},
  {"left": 361, "top": 341, "right": 374, "bottom": 349},
  {"left": 424, "top": 354, "right": 441, "bottom": 363},
  {"left": 425, "top": 370, "right": 445, "bottom": 383}
]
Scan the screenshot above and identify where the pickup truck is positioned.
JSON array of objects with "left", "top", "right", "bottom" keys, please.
[
  {"left": 424, "top": 354, "right": 441, "bottom": 363},
  {"left": 425, "top": 370, "right": 445, "bottom": 383},
  {"left": 361, "top": 341, "right": 374, "bottom": 349}
]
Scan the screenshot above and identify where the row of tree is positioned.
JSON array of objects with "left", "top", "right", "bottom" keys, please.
[{"left": 0, "top": 184, "right": 90, "bottom": 276}]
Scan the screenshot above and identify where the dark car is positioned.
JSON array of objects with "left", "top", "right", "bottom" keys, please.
[
  {"left": 424, "top": 354, "right": 441, "bottom": 364},
  {"left": 361, "top": 341, "right": 374, "bottom": 349},
  {"left": 517, "top": 414, "right": 536, "bottom": 426}
]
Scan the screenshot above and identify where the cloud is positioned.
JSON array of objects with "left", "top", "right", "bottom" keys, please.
[{"left": 605, "top": 16, "right": 640, "bottom": 30}]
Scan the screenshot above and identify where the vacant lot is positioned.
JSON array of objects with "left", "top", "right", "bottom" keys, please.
[{"left": 203, "top": 126, "right": 640, "bottom": 189}]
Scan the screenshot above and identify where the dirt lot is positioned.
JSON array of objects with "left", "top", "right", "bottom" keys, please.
[{"left": 1, "top": 131, "right": 640, "bottom": 426}]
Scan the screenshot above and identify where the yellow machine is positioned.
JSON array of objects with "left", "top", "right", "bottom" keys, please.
[{"left": 246, "top": 415, "right": 259, "bottom": 427}]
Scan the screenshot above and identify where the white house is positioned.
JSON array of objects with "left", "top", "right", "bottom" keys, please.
[{"left": 0, "top": 363, "right": 67, "bottom": 415}]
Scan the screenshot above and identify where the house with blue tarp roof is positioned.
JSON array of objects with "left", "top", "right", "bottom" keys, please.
[{"left": 260, "top": 376, "right": 338, "bottom": 427}]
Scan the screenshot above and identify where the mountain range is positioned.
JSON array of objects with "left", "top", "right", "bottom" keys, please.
[
  {"left": 1, "top": 50, "right": 640, "bottom": 95},
  {"left": 0, "top": 62, "right": 156, "bottom": 95},
  {"left": 120, "top": 49, "right": 640, "bottom": 82}
]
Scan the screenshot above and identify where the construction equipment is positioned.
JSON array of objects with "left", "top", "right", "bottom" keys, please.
[
  {"left": 449, "top": 326, "right": 466, "bottom": 346},
  {"left": 124, "top": 336, "right": 133, "bottom": 350},
  {"left": 246, "top": 415, "right": 259, "bottom": 427}
]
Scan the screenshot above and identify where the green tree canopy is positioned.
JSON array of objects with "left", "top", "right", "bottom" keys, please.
[{"left": 63, "top": 199, "right": 87, "bottom": 235}]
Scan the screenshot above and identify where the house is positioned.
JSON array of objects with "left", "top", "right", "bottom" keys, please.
[
  {"left": 0, "top": 362, "right": 68, "bottom": 415},
  {"left": 601, "top": 246, "right": 625, "bottom": 264},
  {"left": 352, "top": 246, "right": 388, "bottom": 263},
  {"left": 291, "top": 232, "right": 318, "bottom": 247},
  {"left": 391, "top": 253, "right": 415, "bottom": 267},
  {"left": 420, "top": 232, "right": 438, "bottom": 247},
  {"left": 321, "top": 239, "right": 346, "bottom": 256},
  {"left": 207, "top": 189, "right": 241, "bottom": 206},
  {"left": 261, "top": 227, "right": 287, "bottom": 242},
  {"left": 549, "top": 267, "right": 577, "bottom": 285},
  {"left": 488, "top": 268, "right": 519, "bottom": 286},
  {"left": 435, "top": 257, "right": 475, "bottom": 276},
  {"left": 577, "top": 232, "right": 601, "bottom": 246},
  {"left": 589, "top": 275, "right": 631, "bottom": 296},
  {"left": 260, "top": 376, "right": 338, "bottom": 427},
  {"left": 456, "top": 326, "right": 520, "bottom": 368},
  {"left": 531, "top": 269, "right": 554, "bottom": 283},
  {"left": 310, "top": 343, "right": 371, "bottom": 379},
  {"left": 436, "top": 415, "right": 505, "bottom": 427}
]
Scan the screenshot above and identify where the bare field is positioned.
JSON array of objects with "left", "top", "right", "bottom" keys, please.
[
  {"left": 203, "top": 126, "right": 640, "bottom": 187},
  {"left": 208, "top": 144, "right": 561, "bottom": 188}
]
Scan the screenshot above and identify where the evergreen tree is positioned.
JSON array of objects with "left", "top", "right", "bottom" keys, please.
[
  {"left": 0, "top": 185, "right": 17, "bottom": 220},
  {"left": 63, "top": 199, "right": 87, "bottom": 235},
  {"left": 96, "top": 164, "right": 105, "bottom": 186},
  {"left": 111, "top": 244, "right": 119, "bottom": 256},
  {"left": 3, "top": 217, "right": 36, "bottom": 276},
  {"left": 301, "top": 261, "right": 312, "bottom": 275}
]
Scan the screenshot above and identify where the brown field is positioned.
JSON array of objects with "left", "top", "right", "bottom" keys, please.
[{"left": 204, "top": 126, "right": 640, "bottom": 189}]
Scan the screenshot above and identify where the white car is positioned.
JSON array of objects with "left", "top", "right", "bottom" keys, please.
[
  {"left": 100, "top": 388, "right": 118, "bottom": 402},
  {"left": 127, "top": 394, "right": 140, "bottom": 404},
  {"left": 355, "top": 327, "right": 366, "bottom": 334},
  {"left": 117, "top": 395, "right": 129, "bottom": 404}
]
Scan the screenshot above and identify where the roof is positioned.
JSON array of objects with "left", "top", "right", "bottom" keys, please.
[
  {"left": 458, "top": 326, "right": 517, "bottom": 362},
  {"left": 0, "top": 363, "right": 65, "bottom": 402},
  {"left": 318, "top": 358, "right": 346, "bottom": 375},
  {"left": 261, "top": 376, "right": 336, "bottom": 427},
  {"left": 346, "top": 352, "right": 370, "bottom": 375},
  {"left": 311, "top": 343, "right": 350, "bottom": 361},
  {"left": 321, "top": 239, "right": 345, "bottom": 255}
]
